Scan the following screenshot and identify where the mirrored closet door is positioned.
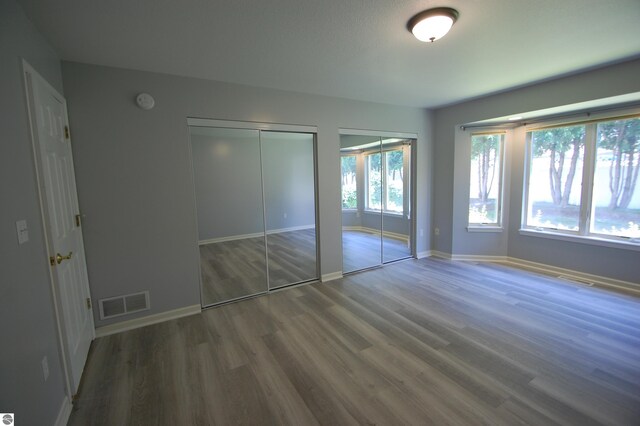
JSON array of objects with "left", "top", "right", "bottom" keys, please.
[
  {"left": 381, "top": 137, "right": 412, "bottom": 263},
  {"left": 189, "top": 120, "right": 318, "bottom": 307},
  {"left": 340, "top": 131, "right": 415, "bottom": 274},
  {"left": 262, "top": 131, "right": 318, "bottom": 289}
]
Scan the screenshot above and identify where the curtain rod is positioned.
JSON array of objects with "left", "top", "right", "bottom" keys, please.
[{"left": 460, "top": 101, "right": 640, "bottom": 131}]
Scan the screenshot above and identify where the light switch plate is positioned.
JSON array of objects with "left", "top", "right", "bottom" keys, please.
[{"left": 16, "top": 220, "right": 29, "bottom": 244}]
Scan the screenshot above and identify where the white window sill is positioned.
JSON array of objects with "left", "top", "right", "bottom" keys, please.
[
  {"left": 467, "top": 226, "right": 503, "bottom": 233},
  {"left": 519, "top": 228, "right": 640, "bottom": 252},
  {"left": 363, "top": 209, "right": 404, "bottom": 217}
]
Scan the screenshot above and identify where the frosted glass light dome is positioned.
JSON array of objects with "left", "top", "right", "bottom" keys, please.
[{"left": 408, "top": 8, "right": 459, "bottom": 43}]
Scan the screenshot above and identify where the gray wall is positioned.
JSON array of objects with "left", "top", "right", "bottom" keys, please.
[
  {"left": 192, "top": 129, "right": 316, "bottom": 241},
  {"left": 191, "top": 129, "right": 265, "bottom": 240},
  {"left": 0, "top": 0, "right": 69, "bottom": 423},
  {"left": 262, "top": 132, "right": 316, "bottom": 232},
  {"left": 62, "top": 61, "right": 433, "bottom": 327},
  {"left": 433, "top": 59, "right": 640, "bottom": 283}
]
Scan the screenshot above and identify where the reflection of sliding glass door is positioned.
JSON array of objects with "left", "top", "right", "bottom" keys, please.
[
  {"left": 189, "top": 120, "right": 318, "bottom": 307},
  {"left": 340, "top": 131, "right": 415, "bottom": 274}
]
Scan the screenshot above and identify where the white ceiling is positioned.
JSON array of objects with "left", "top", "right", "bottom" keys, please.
[{"left": 17, "top": 0, "right": 640, "bottom": 108}]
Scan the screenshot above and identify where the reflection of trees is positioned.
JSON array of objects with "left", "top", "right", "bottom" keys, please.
[
  {"left": 341, "top": 156, "right": 356, "bottom": 185},
  {"left": 471, "top": 135, "right": 499, "bottom": 203},
  {"left": 598, "top": 118, "right": 640, "bottom": 210},
  {"left": 532, "top": 126, "right": 585, "bottom": 208},
  {"left": 387, "top": 150, "right": 403, "bottom": 180},
  {"left": 369, "top": 153, "right": 382, "bottom": 206},
  {"left": 342, "top": 149, "right": 404, "bottom": 211}
]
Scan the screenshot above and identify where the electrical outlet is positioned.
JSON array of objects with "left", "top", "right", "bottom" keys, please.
[
  {"left": 42, "top": 356, "right": 49, "bottom": 381},
  {"left": 283, "top": 212, "right": 287, "bottom": 219},
  {"left": 434, "top": 227, "right": 440, "bottom": 236},
  {"left": 420, "top": 228, "right": 424, "bottom": 237}
]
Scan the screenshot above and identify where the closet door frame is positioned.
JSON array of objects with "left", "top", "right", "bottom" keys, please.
[
  {"left": 187, "top": 118, "right": 319, "bottom": 307},
  {"left": 188, "top": 118, "right": 317, "bottom": 134}
]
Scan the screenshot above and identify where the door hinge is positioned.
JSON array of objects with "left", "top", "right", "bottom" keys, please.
[
  {"left": 75, "top": 214, "right": 82, "bottom": 227},
  {"left": 64, "top": 125, "right": 70, "bottom": 139},
  {"left": 86, "top": 298, "right": 92, "bottom": 310}
]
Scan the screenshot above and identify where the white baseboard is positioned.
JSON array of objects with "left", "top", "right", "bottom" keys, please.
[
  {"left": 451, "top": 254, "right": 510, "bottom": 262},
  {"left": 429, "top": 250, "right": 452, "bottom": 259},
  {"left": 504, "top": 257, "right": 640, "bottom": 295},
  {"left": 343, "top": 226, "right": 409, "bottom": 243},
  {"left": 54, "top": 395, "right": 71, "bottom": 426},
  {"left": 95, "top": 304, "right": 201, "bottom": 338},
  {"left": 199, "top": 225, "right": 315, "bottom": 245},
  {"left": 199, "top": 232, "right": 263, "bottom": 245},
  {"left": 425, "top": 252, "right": 640, "bottom": 296},
  {"left": 266, "top": 224, "right": 315, "bottom": 235},
  {"left": 416, "top": 250, "right": 431, "bottom": 259},
  {"left": 321, "top": 271, "right": 343, "bottom": 282}
]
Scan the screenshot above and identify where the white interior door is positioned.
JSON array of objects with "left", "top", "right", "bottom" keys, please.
[{"left": 24, "top": 62, "right": 95, "bottom": 395}]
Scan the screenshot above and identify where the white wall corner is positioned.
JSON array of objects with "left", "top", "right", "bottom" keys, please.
[
  {"left": 321, "top": 271, "right": 343, "bottom": 282},
  {"left": 54, "top": 395, "right": 72, "bottom": 426},
  {"left": 95, "top": 304, "right": 201, "bottom": 338}
]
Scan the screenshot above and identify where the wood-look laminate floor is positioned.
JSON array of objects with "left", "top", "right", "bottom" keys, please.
[
  {"left": 342, "top": 229, "right": 411, "bottom": 273},
  {"left": 199, "top": 229, "right": 317, "bottom": 306},
  {"left": 70, "top": 258, "right": 640, "bottom": 425}
]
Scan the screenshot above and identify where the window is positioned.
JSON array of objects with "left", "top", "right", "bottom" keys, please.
[
  {"left": 523, "top": 116, "right": 640, "bottom": 241},
  {"left": 525, "top": 125, "right": 585, "bottom": 231},
  {"left": 591, "top": 118, "right": 640, "bottom": 238},
  {"left": 469, "top": 133, "right": 505, "bottom": 226},
  {"left": 365, "top": 149, "right": 404, "bottom": 214},
  {"left": 385, "top": 150, "right": 404, "bottom": 213},
  {"left": 366, "top": 152, "right": 382, "bottom": 210},
  {"left": 341, "top": 155, "right": 357, "bottom": 209}
]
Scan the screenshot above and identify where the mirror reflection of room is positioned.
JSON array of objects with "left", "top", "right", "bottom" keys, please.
[
  {"left": 190, "top": 125, "right": 318, "bottom": 307},
  {"left": 340, "top": 134, "right": 414, "bottom": 273},
  {"left": 262, "top": 131, "right": 318, "bottom": 289},
  {"left": 190, "top": 127, "right": 268, "bottom": 306}
]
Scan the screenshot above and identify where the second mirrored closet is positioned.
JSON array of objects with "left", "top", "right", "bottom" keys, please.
[
  {"left": 189, "top": 119, "right": 318, "bottom": 307},
  {"left": 340, "top": 130, "right": 416, "bottom": 274}
]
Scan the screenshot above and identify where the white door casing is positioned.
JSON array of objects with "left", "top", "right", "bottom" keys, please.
[{"left": 23, "top": 61, "right": 95, "bottom": 396}]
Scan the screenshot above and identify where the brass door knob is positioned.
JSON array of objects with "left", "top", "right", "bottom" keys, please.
[{"left": 55, "top": 251, "right": 73, "bottom": 264}]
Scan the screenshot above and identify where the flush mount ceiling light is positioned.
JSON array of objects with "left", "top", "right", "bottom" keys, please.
[{"left": 408, "top": 7, "right": 459, "bottom": 43}]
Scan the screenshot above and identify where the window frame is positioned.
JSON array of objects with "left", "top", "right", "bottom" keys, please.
[
  {"left": 521, "top": 110, "right": 640, "bottom": 245},
  {"left": 364, "top": 148, "right": 405, "bottom": 215},
  {"left": 383, "top": 148, "right": 405, "bottom": 215},
  {"left": 467, "top": 131, "right": 506, "bottom": 230},
  {"left": 364, "top": 150, "right": 381, "bottom": 212},
  {"left": 340, "top": 154, "right": 358, "bottom": 211}
]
